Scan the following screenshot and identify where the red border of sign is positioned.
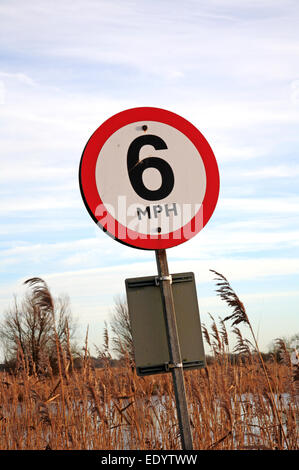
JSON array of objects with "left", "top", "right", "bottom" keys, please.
[{"left": 79, "top": 107, "right": 219, "bottom": 250}]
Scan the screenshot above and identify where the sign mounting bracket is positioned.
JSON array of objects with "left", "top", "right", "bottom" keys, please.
[{"left": 155, "top": 275, "right": 172, "bottom": 286}]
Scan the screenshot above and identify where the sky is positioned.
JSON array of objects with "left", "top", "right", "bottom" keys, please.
[{"left": 0, "top": 0, "right": 299, "bottom": 357}]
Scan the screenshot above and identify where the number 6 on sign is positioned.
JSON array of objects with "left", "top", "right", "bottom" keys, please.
[
  {"left": 79, "top": 107, "right": 219, "bottom": 250},
  {"left": 127, "top": 135, "right": 174, "bottom": 201}
]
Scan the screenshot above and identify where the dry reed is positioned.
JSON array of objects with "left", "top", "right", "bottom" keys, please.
[
  {"left": 0, "top": 272, "right": 297, "bottom": 450},
  {"left": 0, "top": 328, "right": 297, "bottom": 450}
]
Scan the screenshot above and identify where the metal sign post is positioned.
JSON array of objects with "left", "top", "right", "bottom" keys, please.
[{"left": 155, "top": 249, "right": 193, "bottom": 450}]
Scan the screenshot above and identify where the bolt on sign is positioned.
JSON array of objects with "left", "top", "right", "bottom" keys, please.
[{"left": 79, "top": 107, "right": 219, "bottom": 249}]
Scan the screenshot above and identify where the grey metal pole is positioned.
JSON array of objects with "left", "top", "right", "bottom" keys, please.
[{"left": 155, "top": 249, "right": 193, "bottom": 450}]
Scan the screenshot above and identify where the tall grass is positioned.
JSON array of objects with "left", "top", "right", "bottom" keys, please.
[
  {"left": 0, "top": 333, "right": 297, "bottom": 449},
  {"left": 0, "top": 273, "right": 298, "bottom": 450}
]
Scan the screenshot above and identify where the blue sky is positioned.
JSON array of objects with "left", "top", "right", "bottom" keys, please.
[{"left": 0, "top": 0, "right": 299, "bottom": 355}]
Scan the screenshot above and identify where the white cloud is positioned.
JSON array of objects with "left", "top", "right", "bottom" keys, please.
[
  {"left": 210, "top": 143, "right": 269, "bottom": 163},
  {"left": 0, "top": 71, "right": 36, "bottom": 86},
  {"left": 0, "top": 254, "right": 298, "bottom": 317},
  {"left": 242, "top": 165, "right": 299, "bottom": 178},
  {"left": 0, "top": 195, "right": 81, "bottom": 214},
  {"left": 0, "top": 165, "right": 77, "bottom": 183},
  {"left": 1, "top": 218, "right": 299, "bottom": 271},
  {"left": 25, "top": 256, "right": 299, "bottom": 294},
  {"left": 0, "top": 0, "right": 299, "bottom": 85},
  {"left": 220, "top": 197, "right": 299, "bottom": 213},
  {"left": 0, "top": 219, "right": 86, "bottom": 236}
]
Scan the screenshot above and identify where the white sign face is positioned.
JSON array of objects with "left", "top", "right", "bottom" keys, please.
[
  {"left": 95, "top": 121, "right": 207, "bottom": 236},
  {"left": 79, "top": 107, "right": 219, "bottom": 250}
]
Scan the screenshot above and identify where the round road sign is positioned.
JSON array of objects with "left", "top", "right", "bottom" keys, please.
[{"left": 79, "top": 107, "right": 219, "bottom": 250}]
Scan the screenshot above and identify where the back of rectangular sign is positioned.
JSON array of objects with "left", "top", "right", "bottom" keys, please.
[{"left": 125, "top": 272, "right": 206, "bottom": 376}]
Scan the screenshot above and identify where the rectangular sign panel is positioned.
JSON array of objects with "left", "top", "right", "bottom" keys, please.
[{"left": 125, "top": 272, "right": 206, "bottom": 376}]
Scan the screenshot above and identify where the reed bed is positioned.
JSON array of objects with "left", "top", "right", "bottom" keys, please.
[
  {"left": 0, "top": 337, "right": 298, "bottom": 450},
  {"left": 0, "top": 273, "right": 297, "bottom": 450}
]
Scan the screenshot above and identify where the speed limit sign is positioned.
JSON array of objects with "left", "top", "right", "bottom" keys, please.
[{"left": 79, "top": 107, "right": 219, "bottom": 250}]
